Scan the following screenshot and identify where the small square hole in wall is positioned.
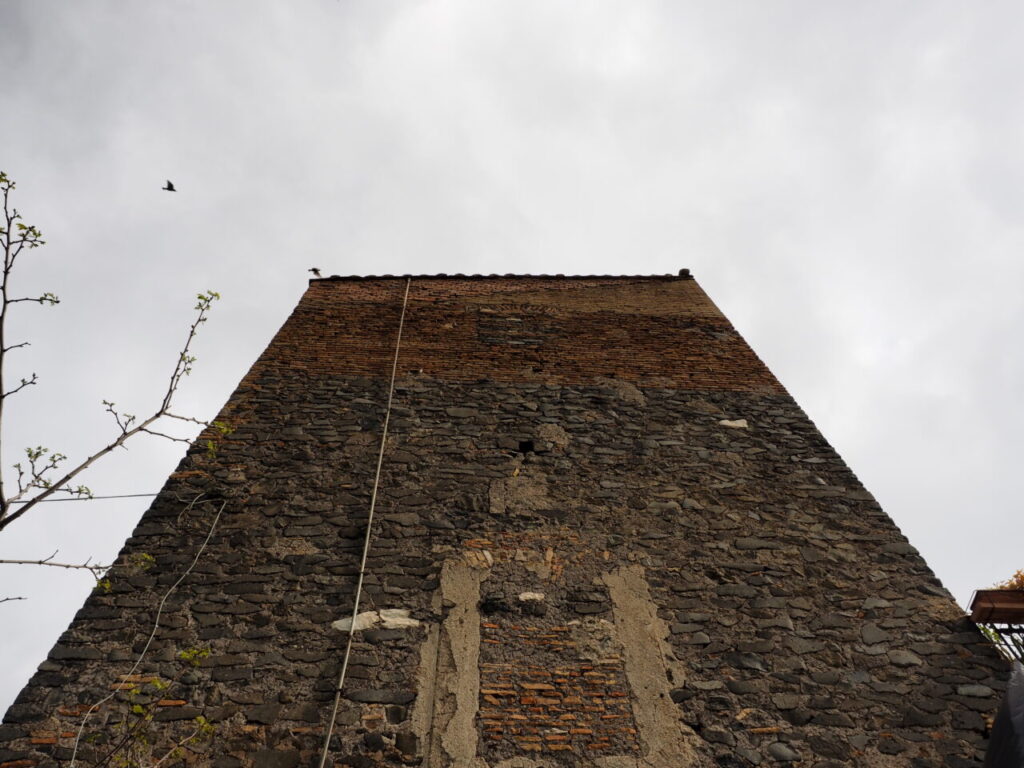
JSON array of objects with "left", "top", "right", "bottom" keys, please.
[{"left": 518, "top": 440, "right": 535, "bottom": 454}]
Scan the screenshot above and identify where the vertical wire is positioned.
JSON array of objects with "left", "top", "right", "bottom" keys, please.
[{"left": 318, "top": 277, "right": 412, "bottom": 768}]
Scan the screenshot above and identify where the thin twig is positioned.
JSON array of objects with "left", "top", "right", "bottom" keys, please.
[
  {"left": 2, "top": 372, "right": 36, "bottom": 398},
  {"left": 69, "top": 495, "right": 227, "bottom": 768},
  {"left": 89, "top": 707, "right": 156, "bottom": 768},
  {"left": 0, "top": 595, "right": 26, "bottom": 604},
  {"left": 162, "top": 412, "right": 209, "bottom": 427},
  {"left": 149, "top": 726, "right": 203, "bottom": 768},
  {"left": 0, "top": 551, "right": 112, "bottom": 577},
  {"left": 8, "top": 492, "right": 158, "bottom": 504},
  {"left": 139, "top": 428, "right": 193, "bottom": 444}
]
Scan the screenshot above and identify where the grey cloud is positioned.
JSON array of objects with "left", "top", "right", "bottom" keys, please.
[{"left": 3, "top": 0, "right": 1024, "bottom": 712}]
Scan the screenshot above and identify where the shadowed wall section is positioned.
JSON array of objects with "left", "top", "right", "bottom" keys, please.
[{"left": 0, "top": 274, "right": 1007, "bottom": 768}]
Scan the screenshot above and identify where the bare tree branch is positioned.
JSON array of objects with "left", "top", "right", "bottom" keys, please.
[
  {"left": 2, "top": 372, "right": 37, "bottom": 398},
  {"left": 0, "top": 295, "right": 219, "bottom": 530},
  {"left": 0, "top": 595, "right": 26, "bottom": 604},
  {"left": 7, "top": 294, "right": 59, "bottom": 305},
  {"left": 0, "top": 550, "right": 112, "bottom": 578},
  {"left": 0, "top": 171, "right": 221, "bottom": 533},
  {"left": 0, "top": 172, "right": 48, "bottom": 520}
]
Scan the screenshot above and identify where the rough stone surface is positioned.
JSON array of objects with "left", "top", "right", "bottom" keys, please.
[{"left": 0, "top": 275, "right": 1007, "bottom": 767}]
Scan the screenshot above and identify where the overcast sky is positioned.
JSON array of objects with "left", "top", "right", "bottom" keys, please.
[{"left": 2, "top": 1, "right": 1023, "bottom": 714}]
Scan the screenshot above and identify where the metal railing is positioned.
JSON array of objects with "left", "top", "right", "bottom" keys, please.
[{"left": 976, "top": 622, "right": 1024, "bottom": 663}]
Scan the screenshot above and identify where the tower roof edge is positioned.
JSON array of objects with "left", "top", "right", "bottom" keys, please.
[{"left": 309, "top": 269, "right": 692, "bottom": 283}]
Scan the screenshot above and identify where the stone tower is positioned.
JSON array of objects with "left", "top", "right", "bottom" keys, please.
[{"left": 0, "top": 274, "right": 1007, "bottom": 767}]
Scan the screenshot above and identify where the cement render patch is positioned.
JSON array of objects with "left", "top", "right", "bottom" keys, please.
[
  {"left": 433, "top": 560, "right": 487, "bottom": 768},
  {"left": 603, "top": 565, "right": 708, "bottom": 768}
]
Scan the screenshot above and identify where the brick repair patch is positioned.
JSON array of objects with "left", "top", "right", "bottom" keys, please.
[{"left": 478, "top": 621, "right": 639, "bottom": 761}]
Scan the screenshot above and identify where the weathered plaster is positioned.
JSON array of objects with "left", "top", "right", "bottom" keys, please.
[
  {"left": 423, "top": 559, "right": 488, "bottom": 768},
  {"left": 488, "top": 469, "right": 552, "bottom": 518},
  {"left": 603, "top": 565, "right": 708, "bottom": 768}
]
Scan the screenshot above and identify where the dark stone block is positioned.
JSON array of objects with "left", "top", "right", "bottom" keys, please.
[
  {"left": 203, "top": 654, "right": 248, "bottom": 667},
  {"left": 282, "top": 703, "right": 320, "bottom": 722},
  {"left": 951, "top": 710, "right": 985, "bottom": 731},
  {"left": 0, "top": 725, "right": 26, "bottom": 740},
  {"left": 808, "top": 735, "right": 849, "bottom": 760},
  {"left": 572, "top": 602, "right": 609, "bottom": 615},
  {"left": 74, "top": 606, "right": 120, "bottom": 620},
  {"left": 346, "top": 689, "right": 416, "bottom": 705},
  {"left": 671, "top": 623, "right": 705, "bottom": 633},
  {"left": 521, "top": 600, "right": 546, "bottom": 616},
  {"left": 735, "top": 537, "right": 779, "bottom": 550},
  {"left": 478, "top": 596, "right": 513, "bottom": 616},
  {"left": 726, "top": 680, "right": 761, "bottom": 694},
  {"left": 153, "top": 706, "right": 203, "bottom": 722},
  {"left": 811, "top": 713, "right": 855, "bottom": 728},
  {"left": 810, "top": 670, "right": 842, "bottom": 685},
  {"left": 246, "top": 703, "right": 281, "bottom": 724},
  {"left": 252, "top": 749, "right": 300, "bottom": 768},
  {"left": 48, "top": 645, "right": 102, "bottom": 661},
  {"left": 881, "top": 542, "right": 918, "bottom": 555},
  {"left": 3, "top": 703, "right": 45, "bottom": 723},
  {"left": 206, "top": 705, "right": 239, "bottom": 722},
  {"left": 363, "top": 732, "right": 386, "bottom": 751},
  {"left": 395, "top": 731, "right": 418, "bottom": 756},
  {"left": 786, "top": 637, "right": 825, "bottom": 654},
  {"left": 903, "top": 706, "right": 944, "bottom": 728},
  {"left": 386, "top": 576, "right": 422, "bottom": 589},
  {"left": 702, "top": 727, "right": 735, "bottom": 746},
  {"left": 782, "top": 708, "right": 813, "bottom": 726},
  {"left": 724, "top": 652, "right": 768, "bottom": 672},
  {"left": 767, "top": 742, "right": 800, "bottom": 761},
  {"left": 363, "top": 629, "right": 406, "bottom": 643},
  {"left": 282, "top": 650, "right": 327, "bottom": 663},
  {"left": 878, "top": 735, "right": 908, "bottom": 754},
  {"left": 717, "top": 584, "right": 758, "bottom": 598},
  {"left": 537, "top": 508, "right": 568, "bottom": 521},
  {"left": 714, "top": 756, "right": 745, "bottom": 768},
  {"left": 213, "top": 667, "right": 253, "bottom": 682}
]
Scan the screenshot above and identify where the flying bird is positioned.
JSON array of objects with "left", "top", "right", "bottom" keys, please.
[
  {"left": 162, "top": 180, "right": 176, "bottom": 192},
  {"left": 309, "top": 267, "right": 322, "bottom": 278}
]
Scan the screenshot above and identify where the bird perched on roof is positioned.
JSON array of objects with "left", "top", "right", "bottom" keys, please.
[
  {"left": 162, "top": 180, "right": 176, "bottom": 192},
  {"left": 309, "top": 267, "right": 322, "bottom": 278}
]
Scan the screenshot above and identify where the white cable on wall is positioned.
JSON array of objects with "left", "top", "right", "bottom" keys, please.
[{"left": 317, "top": 277, "right": 412, "bottom": 768}]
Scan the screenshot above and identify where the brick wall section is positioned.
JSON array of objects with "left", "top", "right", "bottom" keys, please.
[
  {"left": 478, "top": 652, "right": 638, "bottom": 758},
  {"left": 0, "top": 275, "right": 1008, "bottom": 768},
  {"left": 248, "top": 276, "right": 784, "bottom": 391}
]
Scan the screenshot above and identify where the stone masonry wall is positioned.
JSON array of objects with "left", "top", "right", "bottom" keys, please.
[{"left": 0, "top": 275, "right": 1008, "bottom": 768}]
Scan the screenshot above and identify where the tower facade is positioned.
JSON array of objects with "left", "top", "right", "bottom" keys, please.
[{"left": 1, "top": 274, "right": 1007, "bottom": 767}]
